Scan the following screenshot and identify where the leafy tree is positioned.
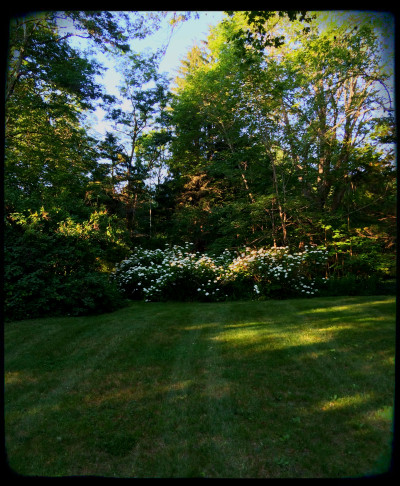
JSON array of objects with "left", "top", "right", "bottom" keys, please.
[
  {"left": 4, "top": 11, "right": 166, "bottom": 320},
  {"left": 224, "top": 10, "right": 315, "bottom": 51},
  {"left": 6, "top": 12, "right": 109, "bottom": 214},
  {"left": 4, "top": 10, "right": 395, "bottom": 318},
  {"left": 102, "top": 50, "right": 171, "bottom": 238},
  {"left": 167, "top": 15, "right": 284, "bottom": 249},
  {"left": 163, "top": 10, "right": 395, "bottom": 269},
  {"left": 5, "top": 11, "right": 132, "bottom": 104}
]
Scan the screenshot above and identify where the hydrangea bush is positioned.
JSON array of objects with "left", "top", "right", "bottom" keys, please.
[
  {"left": 228, "top": 245, "right": 328, "bottom": 299},
  {"left": 111, "top": 243, "right": 329, "bottom": 302}
]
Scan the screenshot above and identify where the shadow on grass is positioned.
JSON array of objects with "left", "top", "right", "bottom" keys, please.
[
  {"left": 5, "top": 296, "right": 395, "bottom": 477},
  {"left": 95, "top": 299, "right": 393, "bottom": 475}
]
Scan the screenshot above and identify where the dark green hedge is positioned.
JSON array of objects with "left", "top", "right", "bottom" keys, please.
[{"left": 4, "top": 221, "right": 126, "bottom": 321}]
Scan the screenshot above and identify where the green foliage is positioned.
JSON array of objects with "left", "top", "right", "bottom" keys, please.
[
  {"left": 164, "top": 10, "right": 395, "bottom": 282},
  {"left": 4, "top": 219, "right": 127, "bottom": 321},
  {"left": 56, "top": 209, "right": 131, "bottom": 268},
  {"left": 112, "top": 244, "right": 329, "bottom": 303},
  {"left": 111, "top": 243, "right": 229, "bottom": 302},
  {"left": 325, "top": 233, "right": 396, "bottom": 280},
  {"left": 319, "top": 275, "right": 396, "bottom": 297},
  {"left": 4, "top": 11, "right": 396, "bottom": 320},
  {"left": 225, "top": 10, "right": 315, "bottom": 51}
]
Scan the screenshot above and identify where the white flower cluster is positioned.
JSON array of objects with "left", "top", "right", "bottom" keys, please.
[
  {"left": 227, "top": 245, "right": 328, "bottom": 296},
  {"left": 111, "top": 243, "right": 229, "bottom": 302},
  {"left": 111, "top": 243, "right": 328, "bottom": 302}
]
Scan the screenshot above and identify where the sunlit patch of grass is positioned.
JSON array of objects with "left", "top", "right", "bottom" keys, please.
[
  {"left": 319, "top": 392, "right": 374, "bottom": 411},
  {"left": 293, "top": 332, "right": 332, "bottom": 345},
  {"left": 5, "top": 370, "right": 39, "bottom": 385},
  {"left": 5, "top": 295, "right": 395, "bottom": 478},
  {"left": 368, "top": 405, "right": 394, "bottom": 425},
  {"left": 183, "top": 323, "right": 218, "bottom": 331},
  {"left": 211, "top": 327, "right": 265, "bottom": 343},
  {"left": 299, "top": 299, "right": 393, "bottom": 314}
]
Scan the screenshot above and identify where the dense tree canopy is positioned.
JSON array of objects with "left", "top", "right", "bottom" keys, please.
[
  {"left": 4, "top": 10, "right": 396, "bottom": 319},
  {"left": 164, "top": 12, "right": 395, "bottom": 253}
]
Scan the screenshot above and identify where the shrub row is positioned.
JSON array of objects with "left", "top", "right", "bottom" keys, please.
[
  {"left": 6, "top": 227, "right": 393, "bottom": 322},
  {"left": 111, "top": 243, "right": 329, "bottom": 302}
]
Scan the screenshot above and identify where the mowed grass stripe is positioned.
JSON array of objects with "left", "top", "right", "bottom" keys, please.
[
  {"left": 5, "top": 296, "right": 395, "bottom": 478},
  {"left": 132, "top": 304, "right": 239, "bottom": 477}
]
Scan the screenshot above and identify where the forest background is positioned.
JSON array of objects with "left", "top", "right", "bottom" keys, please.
[{"left": 4, "top": 10, "right": 396, "bottom": 320}]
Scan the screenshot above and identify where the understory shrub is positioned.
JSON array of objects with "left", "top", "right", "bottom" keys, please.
[
  {"left": 326, "top": 236, "right": 396, "bottom": 280},
  {"left": 4, "top": 221, "right": 126, "bottom": 321},
  {"left": 112, "top": 243, "right": 329, "bottom": 302},
  {"left": 318, "top": 275, "right": 396, "bottom": 297}
]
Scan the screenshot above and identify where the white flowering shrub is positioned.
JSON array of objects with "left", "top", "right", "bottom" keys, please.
[
  {"left": 227, "top": 246, "right": 328, "bottom": 298},
  {"left": 111, "top": 244, "right": 328, "bottom": 302},
  {"left": 111, "top": 243, "right": 230, "bottom": 302}
]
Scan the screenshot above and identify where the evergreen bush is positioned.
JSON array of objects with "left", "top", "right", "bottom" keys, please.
[{"left": 4, "top": 221, "right": 126, "bottom": 321}]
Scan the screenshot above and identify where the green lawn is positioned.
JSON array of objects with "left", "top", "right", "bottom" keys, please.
[{"left": 4, "top": 295, "right": 396, "bottom": 478}]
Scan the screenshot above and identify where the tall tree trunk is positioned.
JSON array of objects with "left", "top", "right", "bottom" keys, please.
[
  {"left": 280, "top": 100, "right": 313, "bottom": 201},
  {"left": 240, "top": 161, "right": 255, "bottom": 204},
  {"left": 222, "top": 126, "right": 256, "bottom": 204},
  {"left": 264, "top": 143, "right": 287, "bottom": 246},
  {"left": 315, "top": 85, "right": 332, "bottom": 210}
]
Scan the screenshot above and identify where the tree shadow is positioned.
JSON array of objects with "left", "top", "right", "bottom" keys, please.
[{"left": 5, "top": 297, "right": 396, "bottom": 477}]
